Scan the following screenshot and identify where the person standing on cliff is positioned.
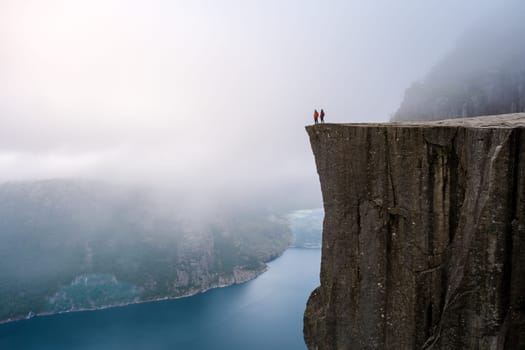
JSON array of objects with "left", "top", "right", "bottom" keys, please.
[
  {"left": 313, "top": 109, "right": 319, "bottom": 124},
  {"left": 320, "top": 109, "right": 325, "bottom": 123}
]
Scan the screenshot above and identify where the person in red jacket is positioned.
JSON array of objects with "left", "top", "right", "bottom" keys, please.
[{"left": 313, "top": 109, "right": 319, "bottom": 124}]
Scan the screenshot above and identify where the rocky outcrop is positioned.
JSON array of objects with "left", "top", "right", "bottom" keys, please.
[{"left": 304, "top": 114, "right": 525, "bottom": 349}]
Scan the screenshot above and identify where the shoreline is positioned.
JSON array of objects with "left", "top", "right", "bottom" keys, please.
[{"left": 0, "top": 265, "right": 269, "bottom": 326}]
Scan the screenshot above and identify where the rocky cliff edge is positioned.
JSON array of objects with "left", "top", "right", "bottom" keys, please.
[{"left": 304, "top": 114, "right": 525, "bottom": 349}]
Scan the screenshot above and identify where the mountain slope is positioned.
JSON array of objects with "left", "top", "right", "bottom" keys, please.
[
  {"left": 0, "top": 179, "right": 292, "bottom": 322},
  {"left": 394, "top": 8, "right": 525, "bottom": 121}
]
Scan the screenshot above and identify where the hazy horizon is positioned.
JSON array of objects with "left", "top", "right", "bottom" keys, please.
[{"left": 0, "top": 1, "right": 510, "bottom": 206}]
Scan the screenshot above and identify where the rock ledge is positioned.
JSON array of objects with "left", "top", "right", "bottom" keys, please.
[{"left": 304, "top": 113, "right": 525, "bottom": 349}]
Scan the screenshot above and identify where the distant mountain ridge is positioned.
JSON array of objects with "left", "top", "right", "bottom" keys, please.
[
  {"left": 394, "top": 7, "right": 525, "bottom": 121},
  {"left": 0, "top": 179, "right": 292, "bottom": 323},
  {"left": 287, "top": 208, "right": 323, "bottom": 249}
]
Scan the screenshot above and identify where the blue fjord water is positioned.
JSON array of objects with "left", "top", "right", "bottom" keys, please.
[{"left": 0, "top": 248, "right": 320, "bottom": 350}]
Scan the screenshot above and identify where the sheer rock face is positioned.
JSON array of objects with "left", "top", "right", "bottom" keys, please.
[{"left": 304, "top": 114, "right": 525, "bottom": 349}]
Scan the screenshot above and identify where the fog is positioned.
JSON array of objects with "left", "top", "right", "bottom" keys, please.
[{"left": 0, "top": 1, "right": 508, "bottom": 208}]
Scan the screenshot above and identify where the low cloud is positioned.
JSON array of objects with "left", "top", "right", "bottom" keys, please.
[{"left": 0, "top": 0, "right": 507, "bottom": 207}]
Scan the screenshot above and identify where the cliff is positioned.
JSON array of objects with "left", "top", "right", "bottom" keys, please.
[{"left": 304, "top": 114, "right": 525, "bottom": 349}]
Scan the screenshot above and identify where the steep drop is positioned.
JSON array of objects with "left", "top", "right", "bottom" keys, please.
[{"left": 304, "top": 114, "right": 525, "bottom": 349}]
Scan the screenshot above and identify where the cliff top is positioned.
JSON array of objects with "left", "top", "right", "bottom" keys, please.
[
  {"left": 304, "top": 111, "right": 525, "bottom": 349},
  {"left": 307, "top": 113, "right": 525, "bottom": 129}
]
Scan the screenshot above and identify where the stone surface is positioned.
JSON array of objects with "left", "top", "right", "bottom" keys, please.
[{"left": 304, "top": 114, "right": 525, "bottom": 349}]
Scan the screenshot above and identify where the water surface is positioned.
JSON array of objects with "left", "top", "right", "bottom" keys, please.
[{"left": 0, "top": 248, "right": 320, "bottom": 350}]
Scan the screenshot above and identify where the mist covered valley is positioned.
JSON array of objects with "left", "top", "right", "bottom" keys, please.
[{"left": 0, "top": 178, "right": 325, "bottom": 323}]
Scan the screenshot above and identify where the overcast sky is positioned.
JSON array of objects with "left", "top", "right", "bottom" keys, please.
[{"left": 0, "top": 0, "right": 506, "bottom": 206}]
